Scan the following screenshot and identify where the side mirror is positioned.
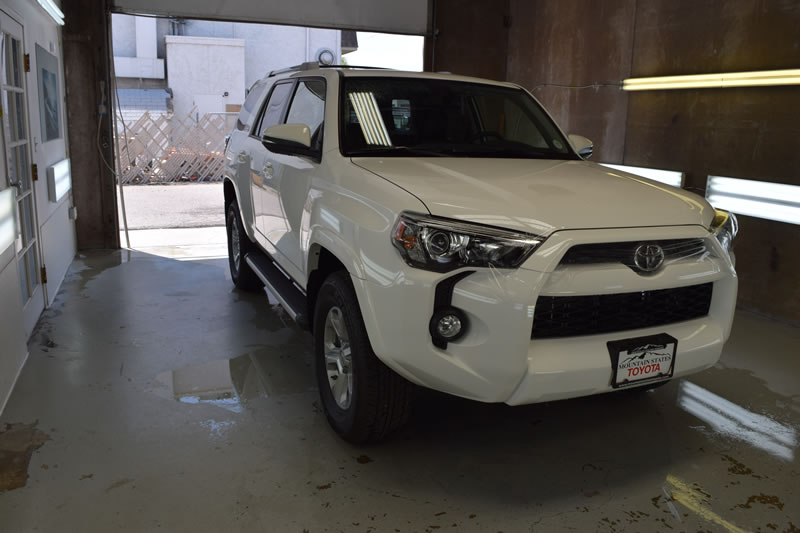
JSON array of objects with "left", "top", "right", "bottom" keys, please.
[
  {"left": 567, "top": 134, "right": 593, "bottom": 159},
  {"left": 262, "top": 123, "right": 312, "bottom": 149}
]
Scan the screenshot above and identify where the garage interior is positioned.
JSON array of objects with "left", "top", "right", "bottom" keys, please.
[{"left": 1, "top": 1, "right": 799, "bottom": 531}]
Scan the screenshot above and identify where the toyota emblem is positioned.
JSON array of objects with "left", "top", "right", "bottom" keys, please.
[{"left": 634, "top": 244, "right": 665, "bottom": 272}]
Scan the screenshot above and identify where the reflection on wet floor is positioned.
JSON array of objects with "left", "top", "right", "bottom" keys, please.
[
  {"left": 678, "top": 380, "right": 797, "bottom": 461},
  {"left": 150, "top": 347, "right": 316, "bottom": 413}
]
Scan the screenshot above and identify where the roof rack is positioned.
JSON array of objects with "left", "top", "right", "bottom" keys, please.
[
  {"left": 268, "top": 62, "right": 390, "bottom": 77},
  {"left": 319, "top": 65, "right": 390, "bottom": 70},
  {"left": 268, "top": 62, "right": 319, "bottom": 77}
]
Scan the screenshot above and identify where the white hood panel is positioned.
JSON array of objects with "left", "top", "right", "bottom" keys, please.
[{"left": 353, "top": 158, "right": 713, "bottom": 235}]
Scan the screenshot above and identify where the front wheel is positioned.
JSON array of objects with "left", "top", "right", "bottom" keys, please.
[
  {"left": 314, "top": 271, "right": 411, "bottom": 444},
  {"left": 226, "top": 201, "right": 263, "bottom": 292}
]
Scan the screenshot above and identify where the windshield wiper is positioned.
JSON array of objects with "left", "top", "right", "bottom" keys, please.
[{"left": 428, "top": 142, "right": 572, "bottom": 159}]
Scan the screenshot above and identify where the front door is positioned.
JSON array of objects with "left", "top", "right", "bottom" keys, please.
[
  {"left": 250, "top": 80, "right": 293, "bottom": 241},
  {"left": 265, "top": 78, "right": 325, "bottom": 272},
  {"left": 1, "top": 10, "right": 45, "bottom": 338}
]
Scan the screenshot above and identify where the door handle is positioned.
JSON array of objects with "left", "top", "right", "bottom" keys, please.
[
  {"left": 237, "top": 151, "right": 248, "bottom": 164},
  {"left": 8, "top": 179, "right": 22, "bottom": 196},
  {"left": 263, "top": 162, "right": 273, "bottom": 177}
]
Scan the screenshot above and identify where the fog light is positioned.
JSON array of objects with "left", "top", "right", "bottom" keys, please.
[
  {"left": 429, "top": 307, "right": 468, "bottom": 348},
  {"left": 437, "top": 314, "right": 462, "bottom": 338}
]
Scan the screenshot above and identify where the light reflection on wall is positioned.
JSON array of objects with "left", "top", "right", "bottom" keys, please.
[
  {"left": 678, "top": 381, "right": 796, "bottom": 461},
  {"left": 0, "top": 189, "right": 16, "bottom": 253}
]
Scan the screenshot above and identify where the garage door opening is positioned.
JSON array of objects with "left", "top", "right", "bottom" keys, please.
[{"left": 111, "top": 15, "right": 424, "bottom": 261}]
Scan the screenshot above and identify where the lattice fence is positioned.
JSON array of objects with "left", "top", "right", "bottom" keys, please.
[{"left": 116, "top": 108, "right": 238, "bottom": 184}]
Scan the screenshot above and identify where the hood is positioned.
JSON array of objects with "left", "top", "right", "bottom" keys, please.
[{"left": 352, "top": 158, "right": 713, "bottom": 235}]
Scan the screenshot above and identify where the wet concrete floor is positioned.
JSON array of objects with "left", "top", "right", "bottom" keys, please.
[{"left": 0, "top": 250, "right": 798, "bottom": 532}]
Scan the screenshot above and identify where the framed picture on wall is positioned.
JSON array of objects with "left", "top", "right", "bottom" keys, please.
[{"left": 35, "top": 44, "right": 61, "bottom": 142}]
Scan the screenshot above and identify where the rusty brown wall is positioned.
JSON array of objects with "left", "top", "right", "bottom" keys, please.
[
  {"left": 505, "top": 0, "right": 636, "bottom": 163},
  {"left": 64, "top": 0, "right": 119, "bottom": 250},
  {"left": 431, "top": 0, "right": 800, "bottom": 321},
  {"left": 426, "top": 0, "right": 510, "bottom": 80},
  {"left": 625, "top": 0, "right": 800, "bottom": 321}
]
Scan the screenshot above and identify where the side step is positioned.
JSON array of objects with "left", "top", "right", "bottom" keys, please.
[{"left": 245, "top": 252, "right": 309, "bottom": 330}]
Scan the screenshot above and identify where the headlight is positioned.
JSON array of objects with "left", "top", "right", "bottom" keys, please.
[
  {"left": 710, "top": 209, "right": 738, "bottom": 262},
  {"left": 391, "top": 212, "right": 546, "bottom": 272}
]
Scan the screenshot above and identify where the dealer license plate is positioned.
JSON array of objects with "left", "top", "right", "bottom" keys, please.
[{"left": 607, "top": 333, "right": 677, "bottom": 388}]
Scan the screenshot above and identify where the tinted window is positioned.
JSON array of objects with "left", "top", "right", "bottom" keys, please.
[
  {"left": 236, "top": 80, "right": 267, "bottom": 131},
  {"left": 286, "top": 80, "right": 326, "bottom": 151},
  {"left": 254, "top": 82, "right": 293, "bottom": 137},
  {"left": 340, "top": 77, "right": 575, "bottom": 160}
]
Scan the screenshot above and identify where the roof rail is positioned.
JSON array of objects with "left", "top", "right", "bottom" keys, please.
[
  {"left": 268, "top": 62, "right": 320, "bottom": 77},
  {"left": 319, "top": 65, "right": 390, "bottom": 70},
  {"left": 268, "top": 62, "right": 391, "bottom": 77}
]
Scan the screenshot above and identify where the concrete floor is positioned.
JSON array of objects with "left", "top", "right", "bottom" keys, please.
[{"left": 1, "top": 250, "right": 798, "bottom": 532}]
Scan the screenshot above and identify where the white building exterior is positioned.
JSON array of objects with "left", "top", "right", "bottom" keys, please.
[
  {"left": 165, "top": 35, "right": 246, "bottom": 119},
  {"left": 112, "top": 15, "right": 344, "bottom": 122}
]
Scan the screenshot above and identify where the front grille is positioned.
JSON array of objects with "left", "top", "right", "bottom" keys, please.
[
  {"left": 532, "top": 283, "right": 713, "bottom": 339},
  {"left": 559, "top": 239, "right": 707, "bottom": 272}
]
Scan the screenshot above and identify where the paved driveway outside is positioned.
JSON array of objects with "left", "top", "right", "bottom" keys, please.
[{"left": 118, "top": 183, "right": 224, "bottom": 230}]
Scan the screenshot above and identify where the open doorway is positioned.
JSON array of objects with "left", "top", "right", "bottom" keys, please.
[{"left": 111, "top": 16, "right": 424, "bottom": 261}]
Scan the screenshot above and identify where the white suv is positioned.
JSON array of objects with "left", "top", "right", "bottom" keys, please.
[{"left": 223, "top": 63, "right": 738, "bottom": 443}]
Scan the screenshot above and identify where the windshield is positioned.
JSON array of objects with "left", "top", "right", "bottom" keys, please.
[{"left": 340, "top": 77, "right": 576, "bottom": 159}]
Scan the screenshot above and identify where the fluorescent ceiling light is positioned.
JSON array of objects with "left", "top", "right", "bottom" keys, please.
[
  {"left": 706, "top": 175, "right": 800, "bottom": 225},
  {"left": 36, "top": 0, "right": 64, "bottom": 25},
  {"left": 600, "top": 163, "right": 684, "bottom": 188},
  {"left": 623, "top": 69, "right": 800, "bottom": 91}
]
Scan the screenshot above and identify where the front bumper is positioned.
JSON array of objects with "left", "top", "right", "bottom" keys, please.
[{"left": 353, "top": 225, "right": 738, "bottom": 405}]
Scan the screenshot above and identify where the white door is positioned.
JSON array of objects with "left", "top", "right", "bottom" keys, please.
[
  {"left": 267, "top": 78, "right": 326, "bottom": 271},
  {"left": 250, "top": 81, "right": 294, "bottom": 240},
  {"left": 1, "top": 10, "right": 45, "bottom": 338}
]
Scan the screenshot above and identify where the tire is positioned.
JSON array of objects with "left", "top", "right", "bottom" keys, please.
[
  {"left": 226, "top": 201, "right": 264, "bottom": 292},
  {"left": 314, "top": 271, "right": 411, "bottom": 444}
]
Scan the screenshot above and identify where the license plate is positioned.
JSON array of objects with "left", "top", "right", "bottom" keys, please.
[{"left": 607, "top": 333, "right": 677, "bottom": 388}]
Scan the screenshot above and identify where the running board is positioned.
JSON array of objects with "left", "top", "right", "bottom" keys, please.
[{"left": 245, "top": 252, "right": 309, "bottom": 329}]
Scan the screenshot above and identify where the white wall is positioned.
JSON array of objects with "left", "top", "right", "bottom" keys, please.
[
  {"left": 166, "top": 35, "right": 245, "bottom": 119},
  {"left": 0, "top": 253, "right": 28, "bottom": 414},
  {"left": 112, "top": 17, "right": 342, "bottom": 91},
  {"left": 112, "top": 13, "right": 164, "bottom": 78},
  {"left": 180, "top": 21, "right": 341, "bottom": 90},
  {"left": 112, "top": 13, "right": 136, "bottom": 57},
  {"left": 0, "top": 0, "right": 75, "bottom": 413}
]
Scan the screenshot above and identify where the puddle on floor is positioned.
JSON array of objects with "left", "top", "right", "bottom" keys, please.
[
  {"left": 0, "top": 422, "right": 51, "bottom": 492},
  {"left": 149, "top": 346, "right": 316, "bottom": 412}
]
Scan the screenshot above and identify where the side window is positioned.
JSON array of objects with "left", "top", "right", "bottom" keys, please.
[
  {"left": 473, "top": 94, "right": 547, "bottom": 148},
  {"left": 254, "top": 82, "right": 294, "bottom": 138},
  {"left": 285, "top": 79, "right": 326, "bottom": 152},
  {"left": 236, "top": 80, "right": 266, "bottom": 131}
]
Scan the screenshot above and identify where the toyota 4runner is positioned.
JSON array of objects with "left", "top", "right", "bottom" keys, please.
[{"left": 222, "top": 63, "right": 738, "bottom": 443}]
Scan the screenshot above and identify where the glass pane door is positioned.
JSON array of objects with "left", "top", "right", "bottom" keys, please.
[{"left": 1, "top": 12, "right": 43, "bottom": 334}]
